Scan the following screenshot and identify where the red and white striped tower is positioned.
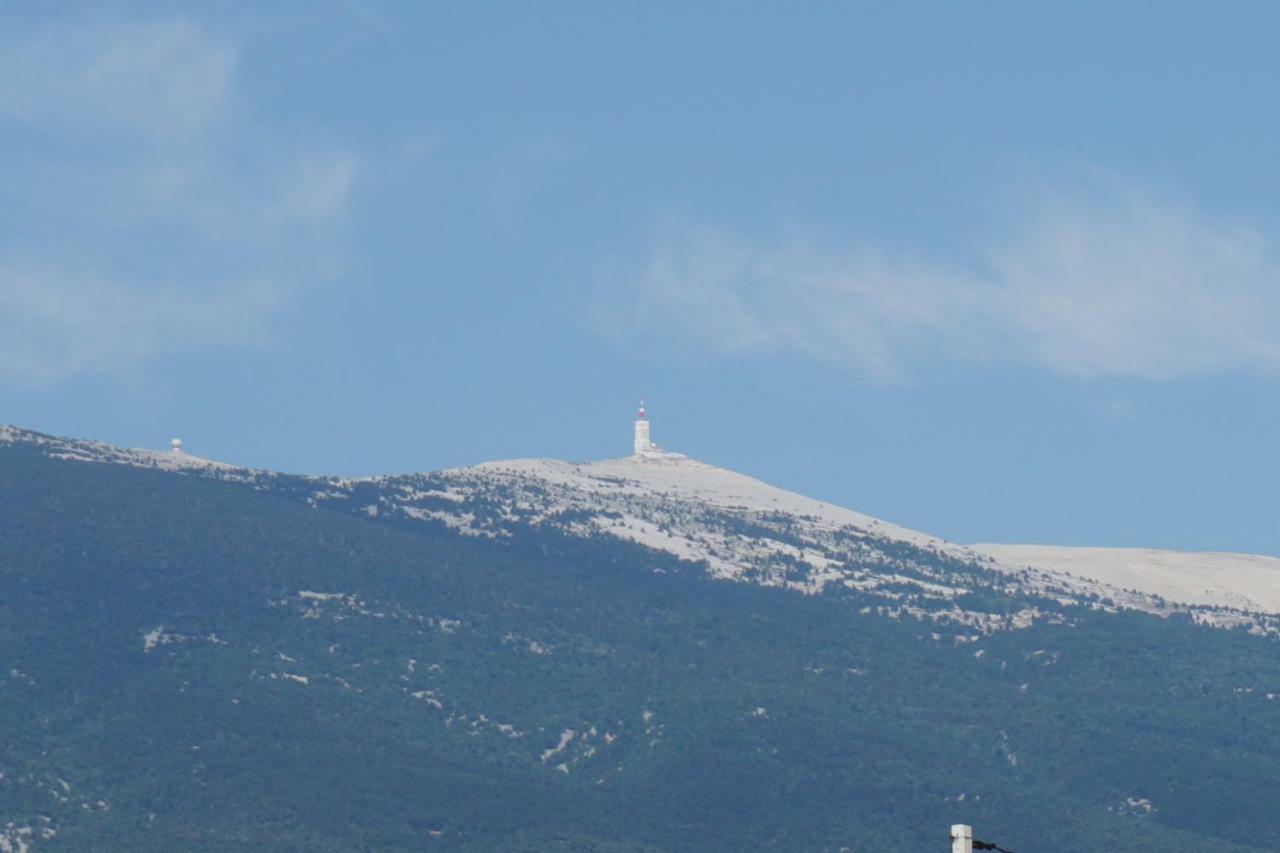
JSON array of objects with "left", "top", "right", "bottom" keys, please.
[{"left": 633, "top": 399, "right": 652, "bottom": 455}]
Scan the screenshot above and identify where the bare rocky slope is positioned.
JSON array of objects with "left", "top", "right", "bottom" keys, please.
[{"left": 972, "top": 544, "right": 1280, "bottom": 614}]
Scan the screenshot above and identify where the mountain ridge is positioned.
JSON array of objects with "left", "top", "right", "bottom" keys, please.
[{"left": 3, "top": 423, "right": 1276, "bottom": 634}]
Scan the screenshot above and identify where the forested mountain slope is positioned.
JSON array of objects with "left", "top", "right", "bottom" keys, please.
[{"left": 2, "top": 440, "right": 1280, "bottom": 850}]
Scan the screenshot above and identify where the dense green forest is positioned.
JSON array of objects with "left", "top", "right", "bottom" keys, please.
[{"left": 2, "top": 445, "right": 1279, "bottom": 850}]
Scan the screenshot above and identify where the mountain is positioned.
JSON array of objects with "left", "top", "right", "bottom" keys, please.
[
  {"left": 4, "top": 424, "right": 1273, "bottom": 636},
  {"left": 3, "top": 425, "right": 1280, "bottom": 851}
]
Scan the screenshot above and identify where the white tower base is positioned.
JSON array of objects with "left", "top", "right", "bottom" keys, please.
[{"left": 634, "top": 419, "right": 651, "bottom": 455}]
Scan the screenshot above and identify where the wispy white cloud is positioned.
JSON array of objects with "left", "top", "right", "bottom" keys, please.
[
  {"left": 604, "top": 185, "right": 1280, "bottom": 381},
  {"left": 0, "top": 16, "right": 360, "bottom": 385},
  {"left": 986, "top": 188, "right": 1280, "bottom": 379},
  {"left": 0, "top": 264, "right": 287, "bottom": 383},
  {"left": 0, "top": 18, "right": 236, "bottom": 140}
]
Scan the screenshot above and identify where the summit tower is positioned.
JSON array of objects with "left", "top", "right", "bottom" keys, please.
[{"left": 634, "top": 399, "right": 652, "bottom": 455}]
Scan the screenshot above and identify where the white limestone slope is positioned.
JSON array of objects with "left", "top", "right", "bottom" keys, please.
[
  {"left": 469, "top": 450, "right": 963, "bottom": 555},
  {"left": 415, "top": 450, "right": 1118, "bottom": 636},
  {"left": 431, "top": 450, "right": 982, "bottom": 587},
  {"left": 383, "top": 452, "right": 1280, "bottom": 632},
  {"left": 404, "top": 448, "right": 1085, "bottom": 635},
  {"left": 971, "top": 544, "right": 1280, "bottom": 614}
]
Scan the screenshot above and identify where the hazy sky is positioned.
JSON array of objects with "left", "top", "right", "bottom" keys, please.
[{"left": 4, "top": 2, "right": 1280, "bottom": 554}]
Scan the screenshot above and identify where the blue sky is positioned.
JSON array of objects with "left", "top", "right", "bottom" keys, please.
[{"left": 3, "top": 2, "right": 1280, "bottom": 553}]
